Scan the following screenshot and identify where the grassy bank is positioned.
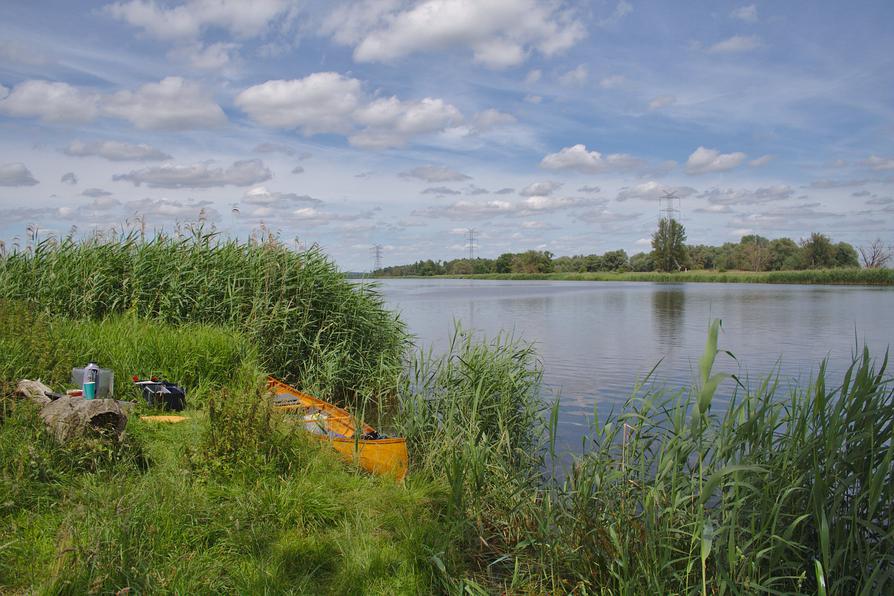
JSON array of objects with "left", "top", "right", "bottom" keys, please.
[
  {"left": 2, "top": 237, "right": 892, "bottom": 593},
  {"left": 387, "top": 268, "right": 894, "bottom": 285},
  {"left": 0, "top": 232, "right": 407, "bottom": 401}
]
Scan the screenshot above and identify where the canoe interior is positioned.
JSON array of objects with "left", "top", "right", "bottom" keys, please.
[{"left": 266, "top": 378, "right": 408, "bottom": 482}]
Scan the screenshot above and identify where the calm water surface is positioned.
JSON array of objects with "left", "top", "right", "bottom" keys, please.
[{"left": 375, "top": 279, "right": 894, "bottom": 450}]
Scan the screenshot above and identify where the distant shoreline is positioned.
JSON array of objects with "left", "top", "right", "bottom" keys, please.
[{"left": 365, "top": 269, "right": 894, "bottom": 286}]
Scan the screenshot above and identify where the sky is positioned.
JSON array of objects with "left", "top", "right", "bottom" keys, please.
[{"left": 1, "top": 0, "right": 893, "bottom": 271}]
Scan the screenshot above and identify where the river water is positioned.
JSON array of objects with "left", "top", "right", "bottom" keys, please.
[{"left": 375, "top": 279, "right": 894, "bottom": 450}]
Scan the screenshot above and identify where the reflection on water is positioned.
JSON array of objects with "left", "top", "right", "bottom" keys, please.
[
  {"left": 376, "top": 279, "right": 894, "bottom": 450},
  {"left": 652, "top": 287, "right": 686, "bottom": 350}
]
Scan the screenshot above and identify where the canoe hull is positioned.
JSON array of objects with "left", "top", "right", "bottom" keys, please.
[{"left": 267, "top": 378, "right": 408, "bottom": 482}]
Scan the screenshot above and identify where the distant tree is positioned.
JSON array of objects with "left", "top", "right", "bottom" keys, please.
[
  {"left": 511, "top": 250, "right": 554, "bottom": 273},
  {"left": 629, "top": 252, "right": 655, "bottom": 272},
  {"left": 767, "top": 237, "right": 799, "bottom": 270},
  {"left": 858, "top": 239, "right": 892, "bottom": 269},
  {"left": 448, "top": 259, "right": 474, "bottom": 275},
  {"left": 586, "top": 254, "right": 605, "bottom": 272},
  {"left": 833, "top": 242, "right": 860, "bottom": 268},
  {"left": 651, "top": 219, "right": 689, "bottom": 272},
  {"left": 494, "top": 252, "right": 514, "bottom": 273},
  {"left": 602, "top": 249, "right": 630, "bottom": 272},
  {"left": 800, "top": 233, "right": 836, "bottom": 269},
  {"left": 688, "top": 244, "right": 720, "bottom": 270},
  {"left": 738, "top": 235, "right": 770, "bottom": 271}
]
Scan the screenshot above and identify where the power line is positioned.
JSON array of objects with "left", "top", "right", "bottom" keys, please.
[
  {"left": 466, "top": 228, "right": 476, "bottom": 260},
  {"left": 371, "top": 244, "right": 383, "bottom": 271}
]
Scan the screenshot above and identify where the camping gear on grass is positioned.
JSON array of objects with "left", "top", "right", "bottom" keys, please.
[
  {"left": 268, "top": 378, "right": 408, "bottom": 482},
  {"left": 71, "top": 365, "right": 114, "bottom": 399},
  {"left": 134, "top": 377, "right": 186, "bottom": 411}
]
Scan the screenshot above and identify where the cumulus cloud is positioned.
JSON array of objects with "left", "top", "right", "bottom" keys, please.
[
  {"left": 422, "top": 186, "right": 462, "bottom": 196},
  {"left": 517, "top": 195, "right": 598, "bottom": 214},
  {"left": 473, "top": 108, "right": 516, "bottom": 131},
  {"left": 577, "top": 185, "right": 601, "bottom": 193},
  {"left": 236, "top": 73, "right": 361, "bottom": 134},
  {"left": 730, "top": 5, "right": 758, "bottom": 23},
  {"left": 291, "top": 165, "right": 304, "bottom": 174},
  {"left": 82, "top": 188, "right": 113, "bottom": 198},
  {"left": 114, "top": 159, "right": 271, "bottom": 188},
  {"left": 104, "top": 0, "right": 293, "bottom": 41},
  {"left": 465, "top": 185, "right": 489, "bottom": 195},
  {"left": 864, "top": 155, "right": 894, "bottom": 171},
  {"left": 64, "top": 140, "right": 172, "bottom": 161},
  {"left": 685, "top": 146, "right": 747, "bottom": 174},
  {"left": 350, "top": 96, "right": 462, "bottom": 148},
  {"left": 124, "top": 197, "right": 220, "bottom": 221},
  {"left": 648, "top": 94, "right": 676, "bottom": 110},
  {"left": 520, "top": 181, "right": 562, "bottom": 196},
  {"left": 0, "top": 163, "right": 39, "bottom": 186},
  {"left": 559, "top": 64, "right": 588, "bottom": 85},
  {"left": 494, "top": 187, "right": 515, "bottom": 195},
  {"left": 414, "top": 194, "right": 598, "bottom": 219},
  {"left": 328, "top": 0, "right": 585, "bottom": 69},
  {"left": 749, "top": 154, "right": 773, "bottom": 167},
  {"left": 60, "top": 172, "right": 78, "bottom": 185},
  {"left": 0, "top": 80, "right": 99, "bottom": 123},
  {"left": 699, "top": 185, "right": 795, "bottom": 205},
  {"left": 541, "top": 144, "right": 645, "bottom": 173},
  {"left": 399, "top": 165, "right": 470, "bottom": 183},
  {"left": 616, "top": 181, "right": 697, "bottom": 201},
  {"left": 103, "top": 77, "right": 226, "bottom": 130},
  {"left": 707, "top": 35, "right": 762, "bottom": 54},
  {"left": 599, "top": 74, "right": 625, "bottom": 89},
  {"left": 167, "top": 42, "right": 240, "bottom": 70},
  {"left": 525, "top": 69, "right": 542, "bottom": 84},
  {"left": 241, "top": 186, "right": 322, "bottom": 210}
]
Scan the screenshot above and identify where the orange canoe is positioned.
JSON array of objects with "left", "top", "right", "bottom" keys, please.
[{"left": 267, "top": 378, "right": 408, "bottom": 482}]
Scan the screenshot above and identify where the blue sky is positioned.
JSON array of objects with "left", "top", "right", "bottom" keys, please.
[{"left": 1, "top": 0, "right": 892, "bottom": 270}]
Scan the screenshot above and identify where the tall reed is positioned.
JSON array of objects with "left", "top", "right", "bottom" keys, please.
[{"left": 0, "top": 232, "right": 407, "bottom": 401}]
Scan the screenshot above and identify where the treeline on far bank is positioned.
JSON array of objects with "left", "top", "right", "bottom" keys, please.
[{"left": 376, "top": 232, "right": 880, "bottom": 277}]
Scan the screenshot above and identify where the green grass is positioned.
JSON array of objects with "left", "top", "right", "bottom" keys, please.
[
  {"left": 413, "top": 268, "right": 894, "bottom": 285},
  {"left": 0, "top": 305, "right": 449, "bottom": 594},
  {"left": 0, "top": 232, "right": 407, "bottom": 402}
]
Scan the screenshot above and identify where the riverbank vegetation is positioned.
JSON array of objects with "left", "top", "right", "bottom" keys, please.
[
  {"left": 374, "top": 231, "right": 892, "bottom": 282},
  {"left": 2, "top": 235, "right": 892, "bottom": 593}
]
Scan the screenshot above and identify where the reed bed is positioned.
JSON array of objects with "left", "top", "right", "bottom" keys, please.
[
  {"left": 0, "top": 233, "right": 407, "bottom": 401},
  {"left": 439, "top": 268, "right": 894, "bottom": 285}
]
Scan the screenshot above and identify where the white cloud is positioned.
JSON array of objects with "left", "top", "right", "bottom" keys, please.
[
  {"left": 524, "top": 94, "right": 542, "bottom": 104},
  {"left": 236, "top": 73, "right": 362, "bottom": 134},
  {"left": 103, "top": 77, "right": 226, "bottom": 130},
  {"left": 350, "top": 96, "right": 463, "bottom": 148},
  {"left": 864, "top": 155, "right": 894, "bottom": 171},
  {"left": 685, "top": 146, "right": 747, "bottom": 175},
  {"left": 616, "top": 181, "right": 697, "bottom": 201},
  {"left": 241, "top": 186, "right": 322, "bottom": 208},
  {"left": 518, "top": 195, "right": 596, "bottom": 214},
  {"left": 335, "top": 0, "right": 585, "bottom": 69},
  {"left": 0, "top": 80, "right": 99, "bottom": 123},
  {"left": 559, "top": 64, "right": 588, "bottom": 86},
  {"left": 399, "top": 165, "right": 470, "bottom": 183},
  {"left": 699, "top": 185, "right": 795, "bottom": 205},
  {"left": 124, "top": 197, "right": 220, "bottom": 221},
  {"left": 749, "top": 154, "right": 774, "bottom": 167},
  {"left": 635, "top": 237, "right": 651, "bottom": 246},
  {"left": 104, "top": 0, "right": 292, "bottom": 41},
  {"left": 473, "top": 108, "right": 516, "bottom": 131},
  {"left": 61, "top": 172, "right": 78, "bottom": 185},
  {"left": 525, "top": 69, "right": 542, "bottom": 84},
  {"left": 730, "top": 5, "right": 758, "bottom": 23},
  {"left": 598, "top": 0, "right": 633, "bottom": 27},
  {"left": 648, "top": 94, "right": 676, "bottom": 110},
  {"left": 0, "top": 163, "right": 39, "bottom": 186},
  {"left": 577, "top": 208, "right": 640, "bottom": 224},
  {"left": 414, "top": 199, "right": 515, "bottom": 219},
  {"left": 599, "top": 74, "right": 625, "bottom": 89},
  {"left": 167, "top": 42, "right": 240, "bottom": 70},
  {"left": 707, "top": 35, "right": 762, "bottom": 54},
  {"left": 541, "top": 144, "right": 644, "bottom": 173},
  {"left": 65, "top": 140, "right": 172, "bottom": 161},
  {"left": 113, "top": 159, "right": 271, "bottom": 188},
  {"left": 520, "top": 181, "right": 562, "bottom": 196}
]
